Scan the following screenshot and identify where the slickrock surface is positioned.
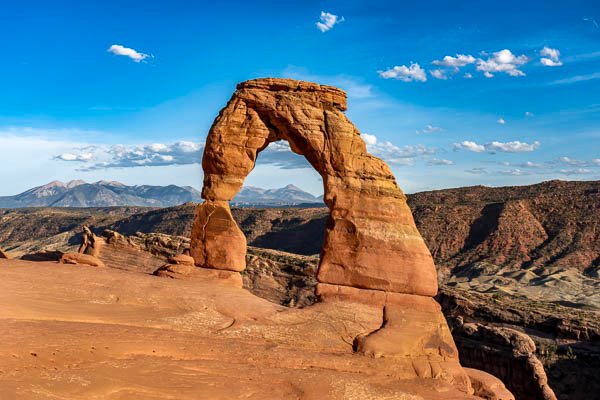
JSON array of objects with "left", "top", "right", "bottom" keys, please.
[
  {"left": 193, "top": 78, "right": 438, "bottom": 296},
  {"left": 0, "top": 259, "right": 493, "bottom": 400}
]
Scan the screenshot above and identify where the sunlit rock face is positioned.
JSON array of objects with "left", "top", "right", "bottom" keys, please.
[{"left": 193, "top": 78, "right": 438, "bottom": 296}]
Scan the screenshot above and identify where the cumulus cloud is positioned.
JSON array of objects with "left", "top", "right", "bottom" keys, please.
[
  {"left": 497, "top": 118, "right": 506, "bottom": 124},
  {"left": 107, "top": 44, "right": 150, "bottom": 63},
  {"left": 416, "top": 124, "right": 443, "bottom": 134},
  {"left": 464, "top": 72, "right": 473, "bottom": 79},
  {"left": 476, "top": 49, "right": 528, "bottom": 77},
  {"left": 316, "top": 11, "right": 344, "bottom": 32},
  {"left": 487, "top": 140, "right": 540, "bottom": 152},
  {"left": 432, "top": 54, "right": 476, "bottom": 68},
  {"left": 428, "top": 158, "right": 454, "bottom": 166},
  {"left": 378, "top": 63, "right": 427, "bottom": 82},
  {"left": 454, "top": 140, "right": 540, "bottom": 153},
  {"left": 540, "top": 46, "right": 563, "bottom": 67},
  {"left": 453, "top": 140, "right": 486, "bottom": 153},
  {"left": 429, "top": 69, "right": 448, "bottom": 80}
]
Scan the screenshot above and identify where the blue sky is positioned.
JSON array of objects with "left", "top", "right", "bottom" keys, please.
[{"left": 1, "top": 0, "right": 599, "bottom": 195}]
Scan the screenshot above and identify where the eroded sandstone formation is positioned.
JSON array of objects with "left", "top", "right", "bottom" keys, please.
[
  {"left": 190, "top": 78, "right": 512, "bottom": 397},
  {"left": 192, "top": 78, "right": 437, "bottom": 295},
  {"left": 0, "top": 248, "right": 9, "bottom": 259}
]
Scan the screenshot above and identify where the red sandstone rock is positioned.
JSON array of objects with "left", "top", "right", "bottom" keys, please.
[
  {"left": 0, "top": 249, "right": 9, "bottom": 259},
  {"left": 59, "top": 252, "right": 105, "bottom": 268},
  {"left": 194, "top": 77, "right": 437, "bottom": 295},
  {"left": 167, "top": 254, "right": 195, "bottom": 266},
  {"left": 465, "top": 368, "right": 515, "bottom": 400},
  {"left": 190, "top": 201, "right": 246, "bottom": 272}
]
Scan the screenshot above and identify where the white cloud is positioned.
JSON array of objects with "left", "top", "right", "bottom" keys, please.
[
  {"left": 453, "top": 140, "right": 486, "bottom": 152},
  {"left": 464, "top": 73, "right": 473, "bottom": 79},
  {"left": 487, "top": 140, "right": 540, "bottom": 152},
  {"left": 549, "top": 72, "right": 600, "bottom": 85},
  {"left": 498, "top": 168, "right": 530, "bottom": 176},
  {"left": 525, "top": 111, "right": 534, "bottom": 117},
  {"left": 56, "top": 152, "right": 94, "bottom": 162},
  {"left": 476, "top": 49, "right": 528, "bottom": 77},
  {"left": 465, "top": 167, "right": 488, "bottom": 175},
  {"left": 378, "top": 63, "right": 427, "bottom": 82},
  {"left": 107, "top": 44, "right": 150, "bottom": 63},
  {"left": 429, "top": 69, "right": 448, "bottom": 80},
  {"left": 519, "top": 161, "right": 544, "bottom": 168},
  {"left": 416, "top": 124, "right": 443, "bottom": 134},
  {"left": 316, "top": 11, "right": 343, "bottom": 32},
  {"left": 454, "top": 140, "right": 540, "bottom": 153},
  {"left": 497, "top": 118, "right": 506, "bottom": 125},
  {"left": 363, "top": 134, "right": 436, "bottom": 164},
  {"left": 540, "top": 46, "right": 563, "bottom": 67},
  {"left": 432, "top": 54, "right": 476, "bottom": 68},
  {"left": 362, "top": 133, "right": 377, "bottom": 145},
  {"left": 556, "top": 156, "right": 600, "bottom": 168},
  {"left": 428, "top": 158, "right": 454, "bottom": 166},
  {"left": 558, "top": 168, "right": 593, "bottom": 175}
]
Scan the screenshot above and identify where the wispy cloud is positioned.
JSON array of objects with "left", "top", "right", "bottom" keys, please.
[
  {"left": 316, "top": 11, "right": 344, "bottom": 32},
  {"left": 548, "top": 72, "right": 600, "bottom": 85},
  {"left": 428, "top": 158, "right": 454, "bottom": 166},
  {"left": 497, "top": 118, "right": 506, "bottom": 125},
  {"left": 378, "top": 63, "right": 427, "bottom": 82},
  {"left": 361, "top": 134, "right": 436, "bottom": 165},
  {"left": 107, "top": 44, "right": 151, "bottom": 63},
  {"left": 415, "top": 124, "right": 442, "bottom": 134},
  {"left": 454, "top": 140, "right": 540, "bottom": 153}
]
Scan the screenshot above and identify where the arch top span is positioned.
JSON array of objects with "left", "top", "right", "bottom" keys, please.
[{"left": 192, "top": 77, "right": 438, "bottom": 297}]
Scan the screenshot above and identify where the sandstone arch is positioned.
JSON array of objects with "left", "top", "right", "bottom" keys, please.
[
  {"left": 191, "top": 78, "right": 438, "bottom": 296},
  {"left": 189, "top": 79, "right": 516, "bottom": 397}
]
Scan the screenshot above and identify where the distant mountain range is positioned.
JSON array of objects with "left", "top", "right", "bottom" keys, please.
[{"left": 0, "top": 181, "right": 323, "bottom": 208}]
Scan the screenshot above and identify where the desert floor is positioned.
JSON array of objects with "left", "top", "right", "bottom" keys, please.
[{"left": 0, "top": 259, "right": 479, "bottom": 400}]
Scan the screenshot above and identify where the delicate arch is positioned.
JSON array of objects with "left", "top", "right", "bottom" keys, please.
[{"left": 191, "top": 78, "right": 438, "bottom": 296}]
